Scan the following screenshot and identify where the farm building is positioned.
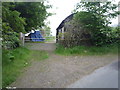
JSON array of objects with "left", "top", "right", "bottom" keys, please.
[
  {"left": 56, "top": 13, "right": 92, "bottom": 47},
  {"left": 56, "top": 13, "right": 75, "bottom": 42}
]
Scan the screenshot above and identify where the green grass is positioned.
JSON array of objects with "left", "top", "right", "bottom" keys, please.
[
  {"left": 2, "top": 47, "right": 30, "bottom": 88},
  {"left": 45, "top": 36, "right": 55, "bottom": 42},
  {"left": 55, "top": 44, "right": 118, "bottom": 56},
  {"left": 2, "top": 47, "right": 49, "bottom": 88}
]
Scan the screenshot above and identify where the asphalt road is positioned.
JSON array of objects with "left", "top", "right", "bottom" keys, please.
[{"left": 68, "top": 61, "right": 119, "bottom": 88}]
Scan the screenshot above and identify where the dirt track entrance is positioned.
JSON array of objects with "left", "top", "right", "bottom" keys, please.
[{"left": 10, "top": 43, "right": 118, "bottom": 88}]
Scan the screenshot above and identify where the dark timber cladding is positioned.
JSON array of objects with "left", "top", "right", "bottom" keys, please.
[{"left": 56, "top": 13, "right": 75, "bottom": 42}]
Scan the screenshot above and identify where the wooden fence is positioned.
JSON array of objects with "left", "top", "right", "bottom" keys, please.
[{"left": 19, "top": 32, "right": 56, "bottom": 46}]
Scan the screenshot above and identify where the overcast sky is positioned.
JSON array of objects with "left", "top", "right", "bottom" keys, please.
[{"left": 46, "top": 0, "right": 119, "bottom": 36}]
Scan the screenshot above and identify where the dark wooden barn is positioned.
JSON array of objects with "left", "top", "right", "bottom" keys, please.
[{"left": 56, "top": 13, "right": 92, "bottom": 47}]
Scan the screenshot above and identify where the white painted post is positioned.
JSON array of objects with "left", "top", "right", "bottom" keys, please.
[
  {"left": 19, "top": 32, "right": 25, "bottom": 46},
  {"left": 22, "top": 34, "right": 25, "bottom": 46}
]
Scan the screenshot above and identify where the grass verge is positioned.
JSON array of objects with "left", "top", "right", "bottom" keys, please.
[
  {"left": 45, "top": 36, "right": 55, "bottom": 42},
  {"left": 2, "top": 47, "right": 49, "bottom": 88},
  {"left": 55, "top": 44, "right": 118, "bottom": 56}
]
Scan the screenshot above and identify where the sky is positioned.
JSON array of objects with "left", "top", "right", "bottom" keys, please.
[{"left": 46, "top": 0, "right": 119, "bottom": 36}]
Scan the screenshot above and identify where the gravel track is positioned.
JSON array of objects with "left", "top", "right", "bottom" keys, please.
[{"left": 10, "top": 43, "right": 118, "bottom": 88}]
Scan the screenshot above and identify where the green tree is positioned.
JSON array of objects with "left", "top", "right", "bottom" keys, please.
[
  {"left": 2, "top": 2, "right": 26, "bottom": 33},
  {"left": 74, "top": 2, "right": 120, "bottom": 46},
  {"left": 2, "top": 2, "right": 26, "bottom": 49},
  {"left": 14, "top": 2, "right": 52, "bottom": 32},
  {"left": 2, "top": 2, "right": 52, "bottom": 49}
]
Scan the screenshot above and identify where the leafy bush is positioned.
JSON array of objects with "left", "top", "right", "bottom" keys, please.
[
  {"left": 71, "top": 2, "right": 120, "bottom": 46},
  {"left": 74, "top": 11, "right": 119, "bottom": 46},
  {"left": 2, "top": 3, "right": 26, "bottom": 49},
  {"left": 2, "top": 23, "right": 21, "bottom": 49}
]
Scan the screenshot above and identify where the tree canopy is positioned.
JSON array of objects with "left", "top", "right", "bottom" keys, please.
[
  {"left": 14, "top": 2, "right": 52, "bottom": 32},
  {"left": 73, "top": 2, "right": 120, "bottom": 46},
  {"left": 2, "top": 2, "right": 52, "bottom": 49}
]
